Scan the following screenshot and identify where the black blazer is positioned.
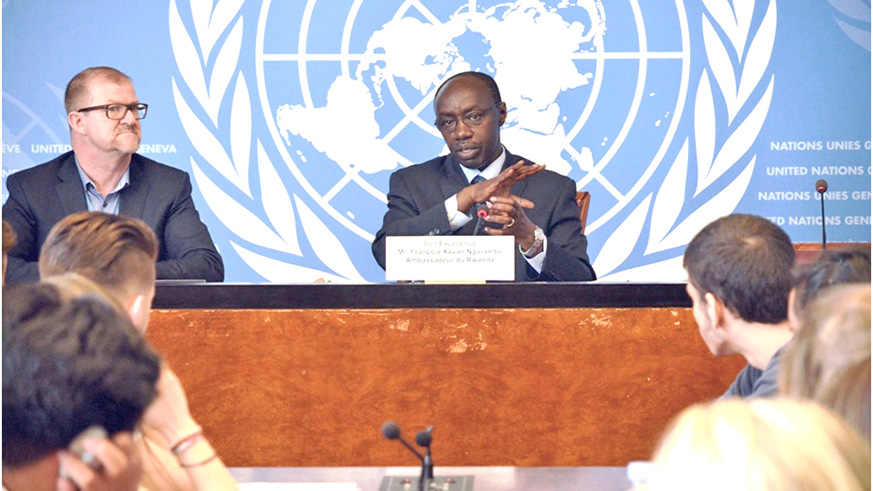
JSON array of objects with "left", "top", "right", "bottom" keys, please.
[
  {"left": 372, "top": 150, "right": 595, "bottom": 281},
  {"left": 3, "top": 151, "right": 224, "bottom": 284}
]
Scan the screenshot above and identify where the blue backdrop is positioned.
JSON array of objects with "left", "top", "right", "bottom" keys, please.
[{"left": 3, "top": 0, "right": 870, "bottom": 283}]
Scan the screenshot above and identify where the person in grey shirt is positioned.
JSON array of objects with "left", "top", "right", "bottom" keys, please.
[{"left": 683, "top": 214, "right": 795, "bottom": 399}]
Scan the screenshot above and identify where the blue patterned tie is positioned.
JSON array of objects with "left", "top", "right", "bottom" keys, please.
[{"left": 471, "top": 175, "right": 486, "bottom": 185}]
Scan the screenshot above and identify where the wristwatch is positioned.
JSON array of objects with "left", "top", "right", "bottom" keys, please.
[{"left": 520, "top": 226, "right": 545, "bottom": 258}]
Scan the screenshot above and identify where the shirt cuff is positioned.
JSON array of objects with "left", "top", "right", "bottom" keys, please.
[
  {"left": 522, "top": 236, "right": 548, "bottom": 273},
  {"left": 445, "top": 195, "right": 472, "bottom": 230}
]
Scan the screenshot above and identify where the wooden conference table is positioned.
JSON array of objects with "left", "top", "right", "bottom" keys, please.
[{"left": 147, "top": 282, "right": 745, "bottom": 469}]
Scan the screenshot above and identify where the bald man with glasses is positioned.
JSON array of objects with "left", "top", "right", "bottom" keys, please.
[
  {"left": 3, "top": 66, "right": 223, "bottom": 284},
  {"left": 372, "top": 71, "right": 595, "bottom": 282}
]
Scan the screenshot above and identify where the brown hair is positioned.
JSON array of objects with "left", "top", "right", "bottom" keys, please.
[
  {"left": 780, "top": 283, "right": 871, "bottom": 440},
  {"left": 792, "top": 248, "right": 871, "bottom": 312},
  {"left": 64, "top": 66, "right": 132, "bottom": 115},
  {"left": 39, "top": 212, "right": 158, "bottom": 303},
  {"left": 2, "top": 282, "right": 160, "bottom": 467},
  {"left": 684, "top": 214, "right": 795, "bottom": 323}
]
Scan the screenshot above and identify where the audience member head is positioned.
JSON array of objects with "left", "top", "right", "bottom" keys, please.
[
  {"left": 644, "top": 398, "right": 871, "bottom": 491},
  {"left": 2, "top": 283, "right": 160, "bottom": 473},
  {"left": 684, "top": 214, "right": 795, "bottom": 324},
  {"left": 780, "top": 283, "right": 871, "bottom": 440},
  {"left": 2, "top": 273, "right": 121, "bottom": 331},
  {"left": 39, "top": 211, "right": 158, "bottom": 331},
  {"left": 683, "top": 215, "right": 795, "bottom": 358},
  {"left": 788, "top": 248, "right": 871, "bottom": 332},
  {"left": 3, "top": 219, "right": 17, "bottom": 283}
]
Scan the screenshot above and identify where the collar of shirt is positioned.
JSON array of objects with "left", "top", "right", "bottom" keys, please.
[
  {"left": 74, "top": 155, "right": 130, "bottom": 213},
  {"left": 460, "top": 146, "right": 506, "bottom": 184}
]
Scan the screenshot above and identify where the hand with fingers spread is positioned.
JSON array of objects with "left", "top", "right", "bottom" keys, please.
[
  {"left": 56, "top": 433, "right": 143, "bottom": 491},
  {"left": 484, "top": 195, "right": 540, "bottom": 251},
  {"left": 456, "top": 160, "right": 545, "bottom": 213}
]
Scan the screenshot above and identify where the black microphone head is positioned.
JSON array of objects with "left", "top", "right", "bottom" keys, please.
[
  {"left": 381, "top": 421, "right": 401, "bottom": 440},
  {"left": 816, "top": 179, "right": 828, "bottom": 193},
  {"left": 415, "top": 428, "right": 433, "bottom": 447}
]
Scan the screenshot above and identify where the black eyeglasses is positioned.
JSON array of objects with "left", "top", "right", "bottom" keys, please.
[
  {"left": 435, "top": 102, "right": 501, "bottom": 133},
  {"left": 77, "top": 103, "right": 148, "bottom": 120}
]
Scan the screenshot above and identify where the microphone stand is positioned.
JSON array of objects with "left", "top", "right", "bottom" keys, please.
[
  {"left": 819, "top": 190, "right": 827, "bottom": 251},
  {"left": 381, "top": 422, "right": 470, "bottom": 491},
  {"left": 416, "top": 425, "right": 435, "bottom": 490}
]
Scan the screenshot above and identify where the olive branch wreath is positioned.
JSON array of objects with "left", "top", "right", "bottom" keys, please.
[
  {"left": 824, "top": 0, "right": 871, "bottom": 51},
  {"left": 594, "top": 0, "right": 777, "bottom": 279},
  {"left": 168, "top": 0, "right": 365, "bottom": 282},
  {"left": 169, "top": 0, "right": 778, "bottom": 282}
]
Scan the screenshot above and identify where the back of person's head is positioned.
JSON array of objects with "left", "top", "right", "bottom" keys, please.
[
  {"left": 683, "top": 214, "right": 795, "bottom": 323},
  {"left": 39, "top": 212, "right": 158, "bottom": 328},
  {"left": 645, "top": 398, "right": 871, "bottom": 491},
  {"left": 2, "top": 284, "right": 160, "bottom": 468},
  {"left": 2, "top": 273, "right": 121, "bottom": 331},
  {"left": 780, "top": 283, "right": 871, "bottom": 440},
  {"left": 790, "top": 248, "right": 871, "bottom": 322},
  {"left": 64, "top": 66, "right": 132, "bottom": 115},
  {"left": 42, "top": 271, "right": 128, "bottom": 311}
]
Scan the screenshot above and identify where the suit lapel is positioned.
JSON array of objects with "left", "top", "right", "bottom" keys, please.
[
  {"left": 437, "top": 154, "right": 468, "bottom": 201},
  {"left": 119, "top": 154, "right": 148, "bottom": 219},
  {"left": 55, "top": 153, "right": 88, "bottom": 215}
]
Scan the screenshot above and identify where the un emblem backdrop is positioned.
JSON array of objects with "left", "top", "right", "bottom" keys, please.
[{"left": 3, "top": 0, "right": 871, "bottom": 283}]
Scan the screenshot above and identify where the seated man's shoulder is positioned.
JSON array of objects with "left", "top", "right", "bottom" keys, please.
[
  {"left": 130, "top": 154, "right": 189, "bottom": 180},
  {"left": 7, "top": 152, "right": 73, "bottom": 184}
]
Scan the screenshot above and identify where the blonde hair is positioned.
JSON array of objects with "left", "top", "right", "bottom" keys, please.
[
  {"left": 647, "top": 398, "right": 870, "bottom": 491},
  {"left": 39, "top": 211, "right": 157, "bottom": 305},
  {"left": 780, "top": 283, "right": 871, "bottom": 439}
]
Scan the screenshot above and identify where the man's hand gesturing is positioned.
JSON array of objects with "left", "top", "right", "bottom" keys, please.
[{"left": 456, "top": 160, "right": 544, "bottom": 213}]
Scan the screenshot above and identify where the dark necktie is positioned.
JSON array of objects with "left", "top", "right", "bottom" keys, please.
[{"left": 471, "top": 175, "right": 486, "bottom": 185}]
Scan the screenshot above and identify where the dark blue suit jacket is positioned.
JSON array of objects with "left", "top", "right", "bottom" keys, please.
[
  {"left": 3, "top": 151, "right": 224, "bottom": 284},
  {"left": 372, "top": 150, "right": 595, "bottom": 281}
]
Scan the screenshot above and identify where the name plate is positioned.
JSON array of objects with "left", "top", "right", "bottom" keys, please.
[{"left": 385, "top": 236, "right": 515, "bottom": 282}]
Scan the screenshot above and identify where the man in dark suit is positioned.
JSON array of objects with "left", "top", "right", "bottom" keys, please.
[
  {"left": 372, "top": 71, "right": 595, "bottom": 281},
  {"left": 3, "top": 66, "right": 223, "bottom": 284}
]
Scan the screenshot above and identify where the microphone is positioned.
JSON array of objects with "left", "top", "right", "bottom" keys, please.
[
  {"left": 415, "top": 425, "right": 434, "bottom": 481},
  {"left": 381, "top": 421, "right": 434, "bottom": 490},
  {"left": 473, "top": 205, "right": 489, "bottom": 235},
  {"left": 381, "top": 421, "right": 423, "bottom": 460},
  {"left": 815, "top": 179, "right": 828, "bottom": 251}
]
